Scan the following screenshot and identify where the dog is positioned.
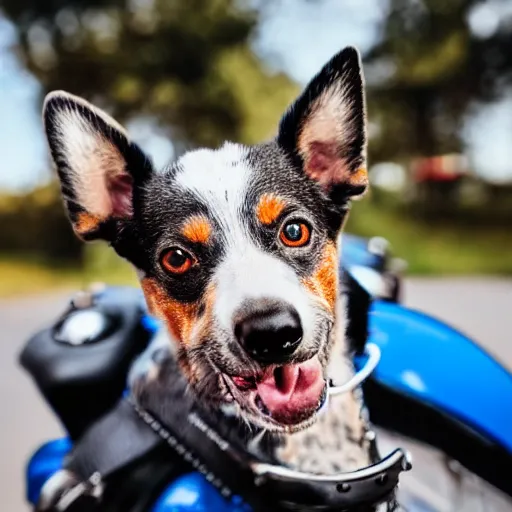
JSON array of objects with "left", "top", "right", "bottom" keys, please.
[{"left": 43, "top": 46, "right": 377, "bottom": 484}]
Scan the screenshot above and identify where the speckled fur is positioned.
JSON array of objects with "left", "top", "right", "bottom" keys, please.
[{"left": 274, "top": 296, "right": 372, "bottom": 473}]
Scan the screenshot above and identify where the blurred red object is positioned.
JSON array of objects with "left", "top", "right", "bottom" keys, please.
[{"left": 413, "top": 154, "right": 469, "bottom": 183}]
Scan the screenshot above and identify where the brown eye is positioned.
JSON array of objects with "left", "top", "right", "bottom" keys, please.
[
  {"left": 161, "top": 248, "right": 195, "bottom": 274},
  {"left": 279, "top": 221, "right": 311, "bottom": 247}
]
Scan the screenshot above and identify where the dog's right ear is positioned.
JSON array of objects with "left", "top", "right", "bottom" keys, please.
[
  {"left": 277, "top": 47, "right": 368, "bottom": 205},
  {"left": 43, "top": 91, "right": 153, "bottom": 241}
]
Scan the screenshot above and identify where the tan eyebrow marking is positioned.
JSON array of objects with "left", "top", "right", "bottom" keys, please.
[
  {"left": 256, "top": 193, "right": 287, "bottom": 225},
  {"left": 181, "top": 215, "right": 212, "bottom": 244}
]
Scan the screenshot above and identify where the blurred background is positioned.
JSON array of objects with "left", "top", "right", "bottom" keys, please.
[
  {"left": 2, "top": 0, "right": 512, "bottom": 296},
  {"left": 1, "top": 0, "right": 512, "bottom": 511}
]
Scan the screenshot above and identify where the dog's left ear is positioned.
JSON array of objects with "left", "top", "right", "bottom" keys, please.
[
  {"left": 43, "top": 91, "right": 154, "bottom": 242},
  {"left": 277, "top": 46, "right": 368, "bottom": 203}
]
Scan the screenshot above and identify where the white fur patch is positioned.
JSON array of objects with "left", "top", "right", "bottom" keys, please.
[
  {"left": 214, "top": 245, "right": 317, "bottom": 342},
  {"left": 175, "top": 142, "right": 252, "bottom": 247}
]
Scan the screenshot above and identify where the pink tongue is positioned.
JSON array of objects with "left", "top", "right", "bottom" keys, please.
[{"left": 256, "top": 358, "right": 325, "bottom": 425}]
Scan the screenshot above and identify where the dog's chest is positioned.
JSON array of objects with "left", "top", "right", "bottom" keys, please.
[{"left": 274, "top": 391, "right": 371, "bottom": 474}]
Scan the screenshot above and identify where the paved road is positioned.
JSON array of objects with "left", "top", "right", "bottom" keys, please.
[{"left": 1, "top": 279, "right": 512, "bottom": 511}]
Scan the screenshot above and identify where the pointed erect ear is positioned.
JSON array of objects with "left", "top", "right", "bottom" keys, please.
[
  {"left": 277, "top": 47, "right": 368, "bottom": 202},
  {"left": 43, "top": 91, "right": 154, "bottom": 241}
]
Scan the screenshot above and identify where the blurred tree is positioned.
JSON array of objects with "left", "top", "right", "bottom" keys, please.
[
  {"left": 365, "top": 0, "right": 512, "bottom": 163},
  {"left": 0, "top": 184, "right": 82, "bottom": 262},
  {"left": 0, "top": 0, "right": 298, "bottom": 263},
  {"left": 1, "top": 0, "right": 298, "bottom": 148}
]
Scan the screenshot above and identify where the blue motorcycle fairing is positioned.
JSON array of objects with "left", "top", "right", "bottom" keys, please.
[
  {"left": 25, "top": 284, "right": 512, "bottom": 508},
  {"left": 151, "top": 474, "right": 251, "bottom": 512},
  {"left": 367, "top": 300, "right": 512, "bottom": 454},
  {"left": 25, "top": 441, "right": 248, "bottom": 512},
  {"left": 26, "top": 438, "right": 72, "bottom": 505},
  {"left": 340, "top": 234, "right": 382, "bottom": 270}
]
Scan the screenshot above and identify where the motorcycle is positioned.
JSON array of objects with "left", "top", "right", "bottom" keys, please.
[
  {"left": 20, "top": 234, "right": 512, "bottom": 511},
  {"left": 342, "top": 236, "right": 512, "bottom": 511}
]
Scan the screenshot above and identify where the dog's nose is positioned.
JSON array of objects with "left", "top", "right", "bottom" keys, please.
[{"left": 234, "top": 303, "right": 303, "bottom": 364}]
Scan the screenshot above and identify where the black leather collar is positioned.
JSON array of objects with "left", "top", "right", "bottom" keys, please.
[
  {"left": 130, "top": 357, "right": 408, "bottom": 511},
  {"left": 131, "top": 395, "right": 407, "bottom": 511},
  {"left": 42, "top": 357, "right": 408, "bottom": 512}
]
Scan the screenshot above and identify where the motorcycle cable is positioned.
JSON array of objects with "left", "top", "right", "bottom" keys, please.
[{"left": 329, "top": 343, "right": 382, "bottom": 397}]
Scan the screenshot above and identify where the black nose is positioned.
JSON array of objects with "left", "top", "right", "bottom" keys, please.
[{"left": 234, "top": 303, "right": 303, "bottom": 364}]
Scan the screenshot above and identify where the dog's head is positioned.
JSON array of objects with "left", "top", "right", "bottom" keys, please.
[{"left": 43, "top": 47, "right": 368, "bottom": 433}]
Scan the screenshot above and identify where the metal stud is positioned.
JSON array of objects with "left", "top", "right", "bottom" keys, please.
[
  {"left": 336, "top": 483, "right": 351, "bottom": 493},
  {"left": 375, "top": 474, "right": 388, "bottom": 486}
]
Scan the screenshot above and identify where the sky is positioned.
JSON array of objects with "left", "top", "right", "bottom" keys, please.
[{"left": 1, "top": 0, "right": 512, "bottom": 192}]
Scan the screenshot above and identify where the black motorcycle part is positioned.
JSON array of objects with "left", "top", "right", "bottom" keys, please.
[
  {"left": 19, "top": 286, "right": 151, "bottom": 440},
  {"left": 343, "top": 271, "right": 371, "bottom": 356},
  {"left": 37, "top": 444, "right": 190, "bottom": 512},
  {"left": 363, "top": 376, "right": 512, "bottom": 498}
]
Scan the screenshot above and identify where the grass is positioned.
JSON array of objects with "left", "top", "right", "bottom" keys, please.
[
  {"left": 0, "top": 257, "right": 81, "bottom": 297},
  {"left": 0, "top": 244, "right": 136, "bottom": 299},
  {"left": 347, "top": 198, "right": 512, "bottom": 275},
  {"left": 1, "top": 201, "right": 511, "bottom": 298}
]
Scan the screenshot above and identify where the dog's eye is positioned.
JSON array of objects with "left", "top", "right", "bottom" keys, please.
[
  {"left": 279, "top": 222, "right": 311, "bottom": 247},
  {"left": 161, "top": 248, "right": 195, "bottom": 274}
]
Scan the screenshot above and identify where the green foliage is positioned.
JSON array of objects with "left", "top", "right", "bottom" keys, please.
[
  {"left": 2, "top": 0, "right": 512, "bottom": 292},
  {"left": 347, "top": 193, "right": 512, "bottom": 275},
  {"left": 1, "top": 0, "right": 297, "bottom": 148},
  {"left": 0, "top": 184, "right": 82, "bottom": 262},
  {"left": 0, "top": 0, "right": 300, "bottom": 294},
  {"left": 365, "top": 0, "right": 512, "bottom": 161},
  {"left": 0, "top": 245, "right": 136, "bottom": 298}
]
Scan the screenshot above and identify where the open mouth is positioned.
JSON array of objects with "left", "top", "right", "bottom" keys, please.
[{"left": 227, "top": 357, "right": 327, "bottom": 427}]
